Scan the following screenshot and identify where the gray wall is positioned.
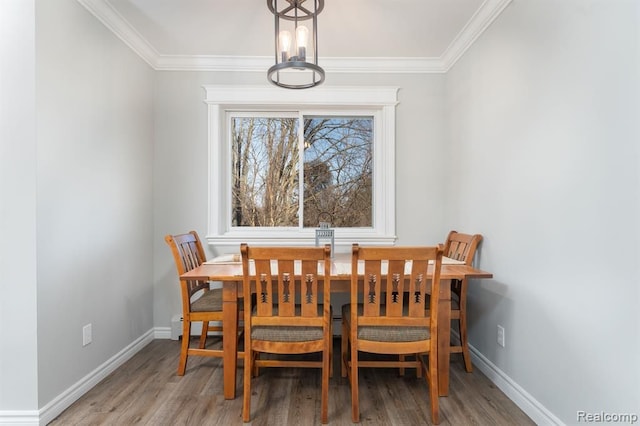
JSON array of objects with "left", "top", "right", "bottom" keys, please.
[
  {"left": 445, "top": 0, "right": 639, "bottom": 423},
  {"left": 35, "top": 0, "right": 155, "bottom": 407},
  {"left": 0, "top": 0, "right": 39, "bottom": 412}
]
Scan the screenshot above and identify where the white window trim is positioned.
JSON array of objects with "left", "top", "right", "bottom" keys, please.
[{"left": 204, "top": 85, "right": 398, "bottom": 249}]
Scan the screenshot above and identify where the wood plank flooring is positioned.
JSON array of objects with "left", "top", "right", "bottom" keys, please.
[{"left": 49, "top": 338, "right": 534, "bottom": 425}]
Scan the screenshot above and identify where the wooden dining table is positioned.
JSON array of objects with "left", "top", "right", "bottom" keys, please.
[{"left": 180, "top": 252, "right": 493, "bottom": 400}]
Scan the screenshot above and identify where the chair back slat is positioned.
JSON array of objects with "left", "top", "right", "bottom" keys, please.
[
  {"left": 408, "top": 259, "right": 430, "bottom": 317},
  {"left": 300, "top": 259, "right": 319, "bottom": 317},
  {"left": 385, "top": 260, "right": 405, "bottom": 317},
  {"left": 277, "top": 261, "right": 295, "bottom": 316},
  {"left": 363, "top": 260, "right": 382, "bottom": 317},
  {"left": 254, "top": 259, "right": 274, "bottom": 317}
]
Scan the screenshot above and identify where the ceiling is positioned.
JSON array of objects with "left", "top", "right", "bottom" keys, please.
[{"left": 78, "top": 0, "right": 512, "bottom": 72}]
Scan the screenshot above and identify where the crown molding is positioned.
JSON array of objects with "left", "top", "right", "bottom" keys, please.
[
  {"left": 440, "top": 0, "right": 513, "bottom": 71},
  {"left": 78, "top": 0, "right": 512, "bottom": 73},
  {"left": 77, "top": 0, "right": 158, "bottom": 67}
]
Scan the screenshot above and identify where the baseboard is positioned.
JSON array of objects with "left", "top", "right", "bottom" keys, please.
[
  {"left": 466, "top": 340, "right": 565, "bottom": 425},
  {"left": 36, "top": 329, "right": 155, "bottom": 425},
  {"left": 0, "top": 411, "right": 39, "bottom": 426},
  {"left": 154, "top": 326, "right": 172, "bottom": 339}
]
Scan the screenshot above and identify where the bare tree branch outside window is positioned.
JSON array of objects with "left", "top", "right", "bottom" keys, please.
[{"left": 303, "top": 117, "right": 372, "bottom": 227}]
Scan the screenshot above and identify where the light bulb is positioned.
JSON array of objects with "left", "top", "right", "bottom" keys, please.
[
  {"left": 279, "top": 30, "right": 292, "bottom": 62},
  {"left": 296, "top": 26, "right": 309, "bottom": 61}
]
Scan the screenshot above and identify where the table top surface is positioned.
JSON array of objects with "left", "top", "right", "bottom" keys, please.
[{"left": 180, "top": 252, "right": 493, "bottom": 281}]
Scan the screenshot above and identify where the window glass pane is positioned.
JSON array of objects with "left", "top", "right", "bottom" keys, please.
[
  {"left": 231, "top": 117, "right": 299, "bottom": 227},
  {"left": 303, "top": 116, "right": 373, "bottom": 228}
]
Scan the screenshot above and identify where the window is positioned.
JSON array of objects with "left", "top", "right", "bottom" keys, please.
[{"left": 205, "top": 85, "right": 398, "bottom": 247}]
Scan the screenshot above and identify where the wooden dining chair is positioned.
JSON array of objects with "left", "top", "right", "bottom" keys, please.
[
  {"left": 341, "top": 244, "right": 444, "bottom": 424},
  {"left": 165, "top": 231, "right": 243, "bottom": 376},
  {"left": 444, "top": 230, "right": 483, "bottom": 373},
  {"left": 241, "top": 243, "right": 332, "bottom": 424}
]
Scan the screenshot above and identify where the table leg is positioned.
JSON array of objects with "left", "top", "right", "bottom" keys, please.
[
  {"left": 222, "top": 280, "right": 239, "bottom": 400},
  {"left": 438, "top": 278, "right": 451, "bottom": 396}
]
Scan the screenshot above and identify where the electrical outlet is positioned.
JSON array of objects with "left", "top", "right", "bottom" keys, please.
[
  {"left": 83, "top": 323, "right": 92, "bottom": 346},
  {"left": 497, "top": 325, "right": 505, "bottom": 347}
]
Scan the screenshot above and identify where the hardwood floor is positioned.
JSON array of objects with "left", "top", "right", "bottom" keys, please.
[{"left": 49, "top": 338, "right": 534, "bottom": 425}]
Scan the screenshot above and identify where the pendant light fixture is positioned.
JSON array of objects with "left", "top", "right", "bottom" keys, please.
[{"left": 267, "top": 0, "right": 325, "bottom": 89}]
